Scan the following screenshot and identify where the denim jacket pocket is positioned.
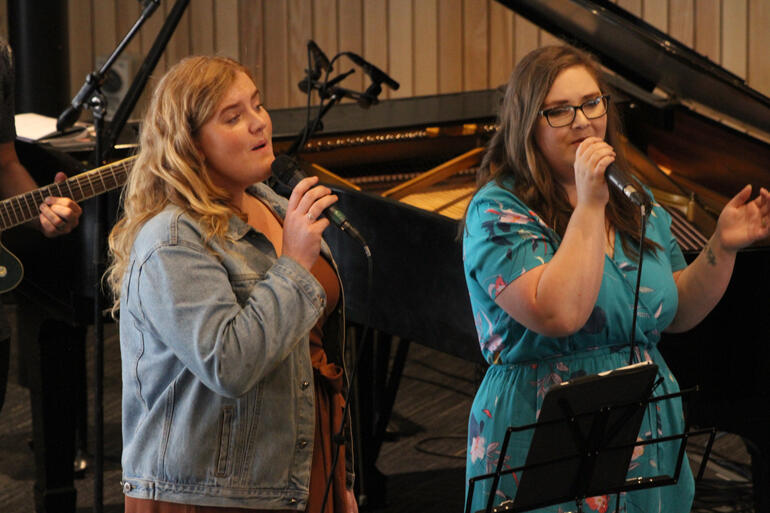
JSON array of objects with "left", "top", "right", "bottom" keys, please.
[{"left": 215, "top": 405, "right": 234, "bottom": 477}]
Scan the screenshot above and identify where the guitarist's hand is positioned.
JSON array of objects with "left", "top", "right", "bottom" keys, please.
[{"left": 38, "top": 172, "right": 83, "bottom": 238}]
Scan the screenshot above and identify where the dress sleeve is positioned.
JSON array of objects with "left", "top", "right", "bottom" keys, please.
[
  {"left": 464, "top": 185, "right": 557, "bottom": 301},
  {"left": 651, "top": 201, "right": 687, "bottom": 272}
]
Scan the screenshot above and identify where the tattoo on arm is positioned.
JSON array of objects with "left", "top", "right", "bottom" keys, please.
[{"left": 704, "top": 243, "right": 716, "bottom": 266}]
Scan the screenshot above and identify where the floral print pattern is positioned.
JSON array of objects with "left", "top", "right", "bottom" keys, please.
[{"left": 463, "top": 181, "right": 694, "bottom": 513}]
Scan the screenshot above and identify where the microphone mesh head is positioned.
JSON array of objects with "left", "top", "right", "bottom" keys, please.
[{"left": 271, "top": 154, "right": 304, "bottom": 187}]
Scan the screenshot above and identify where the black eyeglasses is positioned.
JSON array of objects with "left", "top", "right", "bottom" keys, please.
[{"left": 538, "top": 95, "right": 610, "bottom": 128}]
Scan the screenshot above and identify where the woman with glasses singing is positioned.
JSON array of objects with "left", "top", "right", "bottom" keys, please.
[{"left": 462, "top": 45, "right": 770, "bottom": 512}]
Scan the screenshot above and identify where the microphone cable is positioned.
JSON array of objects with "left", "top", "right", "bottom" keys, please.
[
  {"left": 628, "top": 202, "right": 650, "bottom": 366},
  {"left": 320, "top": 236, "right": 373, "bottom": 513}
]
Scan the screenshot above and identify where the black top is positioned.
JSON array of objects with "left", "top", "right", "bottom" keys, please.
[{"left": 0, "top": 39, "right": 15, "bottom": 143}]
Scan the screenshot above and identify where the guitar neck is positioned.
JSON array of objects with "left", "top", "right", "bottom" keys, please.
[{"left": 0, "top": 156, "right": 136, "bottom": 232}]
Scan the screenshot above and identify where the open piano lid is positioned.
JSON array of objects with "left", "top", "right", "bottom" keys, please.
[{"left": 496, "top": 0, "right": 770, "bottom": 137}]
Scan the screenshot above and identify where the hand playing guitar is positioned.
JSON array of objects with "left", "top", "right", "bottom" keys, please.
[{"left": 36, "top": 171, "right": 82, "bottom": 237}]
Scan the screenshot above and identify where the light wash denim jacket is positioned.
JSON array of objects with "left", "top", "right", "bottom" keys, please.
[{"left": 119, "top": 182, "right": 350, "bottom": 510}]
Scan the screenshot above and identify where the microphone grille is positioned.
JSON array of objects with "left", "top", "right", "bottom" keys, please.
[{"left": 271, "top": 154, "right": 304, "bottom": 187}]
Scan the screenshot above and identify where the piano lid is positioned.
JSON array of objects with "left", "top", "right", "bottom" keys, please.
[{"left": 496, "top": 0, "right": 770, "bottom": 136}]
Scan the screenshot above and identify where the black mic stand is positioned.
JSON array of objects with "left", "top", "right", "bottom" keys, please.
[
  {"left": 56, "top": 0, "right": 160, "bottom": 133},
  {"left": 57, "top": 2, "right": 190, "bottom": 512},
  {"left": 287, "top": 78, "right": 377, "bottom": 157}
]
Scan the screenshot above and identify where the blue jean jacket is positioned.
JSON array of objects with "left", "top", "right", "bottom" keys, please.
[{"left": 119, "top": 183, "right": 349, "bottom": 509}]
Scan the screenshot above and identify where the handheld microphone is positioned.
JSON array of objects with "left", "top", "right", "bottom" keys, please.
[
  {"left": 271, "top": 154, "right": 367, "bottom": 246},
  {"left": 343, "top": 52, "right": 400, "bottom": 91},
  {"left": 605, "top": 163, "right": 649, "bottom": 209}
]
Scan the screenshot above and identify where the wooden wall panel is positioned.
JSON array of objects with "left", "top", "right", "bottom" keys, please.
[
  {"left": 313, "top": 0, "right": 339, "bottom": 68},
  {"left": 643, "top": 0, "right": 669, "bottom": 32},
  {"left": 513, "top": 14, "right": 539, "bottom": 64},
  {"left": 238, "top": 0, "right": 264, "bottom": 88},
  {"left": 67, "top": 0, "right": 93, "bottom": 110},
  {"left": 463, "top": 0, "right": 489, "bottom": 91},
  {"left": 722, "top": 0, "right": 748, "bottom": 78},
  {"left": 165, "top": 3, "right": 192, "bottom": 69},
  {"left": 8, "top": 0, "right": 769, "bottom": 120},
  {"left": 363, "top": 0, "right": 388, "bottom": 97},
  {"left": 748, "top": 0, "right": 770, "bottom": 97},
  {"left": 488, "top": 0, "right": 514, "bottom": 89},
  {"left": 287, "top": 0, "right": 313, "bottom": 108},
  {"left": 414, "top": 0, "right": 439, "bottom": 96},
  {"left": 263, "top": 1, "right": 289, "bottom": 109},
  {"left": 338, "top": 0, "right": 364, "bottom": 94},
  {"left": 695, "top": 0, "right": 720, "bottom": 63},
  {"left": 214, "top": 0, "right": 239, "bottom": 59},
  {"left": 190, "top": 0, "right": 215, "bottom": 56},
  {"left": 389, "top": 0, "right": 414, "bottom": 99},
  {"left": 618, "top": 0, "right": 643, "bottom": 17},
  {"left": 140, "top": 1, "right": 166, "bottom": 77},
  {"left": 438, "top": 0, "right": 463, "bottom": 94},
  {"left": 669, "top": 0, "right": 694, "bottom": 47},
  {"left": 92, "top": 1, "right": 117, "bottom": 57},
  {"left": 538, "top": 30, "right": 562, "bottom": 48}
]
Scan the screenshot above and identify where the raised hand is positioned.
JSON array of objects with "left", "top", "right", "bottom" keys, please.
[
  {"left": 573, "top": 136, "right": 615, "bottom": 208},
  {"left": 714, "top": 185, "right": 770, "bottom": 252}
]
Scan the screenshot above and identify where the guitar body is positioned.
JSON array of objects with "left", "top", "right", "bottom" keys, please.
[{"left": 0, "top": 234, "right": 24, "bottom": 293}]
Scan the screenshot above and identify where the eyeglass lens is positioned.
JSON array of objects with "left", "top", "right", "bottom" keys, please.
[{"left": 545, "top": 96, "right": 607, "bottom": 127}]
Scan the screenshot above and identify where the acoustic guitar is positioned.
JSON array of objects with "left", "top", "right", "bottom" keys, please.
[{"left": 0, "top": 155, "right": 136, "bottom": 293}]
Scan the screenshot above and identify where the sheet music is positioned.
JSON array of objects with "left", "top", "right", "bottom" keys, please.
[{"left": 14, "top": 112, "right": 87, "bottom": 142}]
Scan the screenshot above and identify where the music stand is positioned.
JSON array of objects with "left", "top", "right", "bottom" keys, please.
[{"left": 466, "top": 361, "right": 716, "bottom": 513}]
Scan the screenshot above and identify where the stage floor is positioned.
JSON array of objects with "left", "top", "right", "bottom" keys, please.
[{"left": 0, "top": 304, "right": 755, "bottom": 513}]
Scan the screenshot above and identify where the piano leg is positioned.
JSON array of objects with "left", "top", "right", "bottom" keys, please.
[
  {"left": 23, "top": 317, "right": 85, "bottom": 513},
  {"left": 349, "top": 325, "right": 388, "bottom": 508},
  {"left": 349, "top": 324, "right": 414, "bottom": 509}
]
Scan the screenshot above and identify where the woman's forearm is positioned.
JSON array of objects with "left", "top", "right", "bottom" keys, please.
[{"left": 666, "top": 236, "right": 736, "bottom": 333}]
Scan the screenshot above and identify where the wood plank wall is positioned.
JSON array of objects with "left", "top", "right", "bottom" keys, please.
[{"left": 1, "top": 0, "right": 769, "bottom": 117}]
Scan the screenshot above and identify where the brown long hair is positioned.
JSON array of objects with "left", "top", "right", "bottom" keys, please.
[
  {"left": 474, "top": 45, "right": 659, "bottom": 256},
  {"left": 106, "top": 56, "right": 257, "bottom": 313}
]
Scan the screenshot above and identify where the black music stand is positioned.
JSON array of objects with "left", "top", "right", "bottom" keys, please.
[{"left": 466, "top": 361, "right": 716, "bottom": 513}]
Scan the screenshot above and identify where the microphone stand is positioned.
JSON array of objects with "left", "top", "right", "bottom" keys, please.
[
  {"left": 628, "top": 204, "right": 650, "bottom": 366},
  {"left": 57, "top": 2, "right": 190, "bottom": 512},
  {"left": 56, "top": 0, "right": 159, "bottom": 133},
  {"left": 287, "top": 78, "right": 376, "bottom": 156},
  {"left": 287, "top": 45, "right": 384, "bottom": 513}
]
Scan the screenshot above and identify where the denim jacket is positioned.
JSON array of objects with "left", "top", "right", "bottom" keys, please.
[{"left": 119, "top": 182, "right": 350, "bottom": 510}]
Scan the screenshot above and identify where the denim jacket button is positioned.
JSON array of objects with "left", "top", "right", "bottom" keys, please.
[
  {"left": 301, "top": 380, "right": 310, "bottom": 390},
  {"left": 297, "top": 439, "right": 308, "bottom": 449},
  {"left": 123, "top": 481, "right": 132, "bottom": 492},
  {"left": 288, "top": 498, "right": 298, "bottom": 505}
]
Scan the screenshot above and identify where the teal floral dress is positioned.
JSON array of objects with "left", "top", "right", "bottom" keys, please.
[{"left": 463, "top": 179, "right": 695, "bottom": 513}]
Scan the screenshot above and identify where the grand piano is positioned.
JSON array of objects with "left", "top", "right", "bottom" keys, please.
[{"left": 268, "top": 1, "right": 770, "bottom": 511}]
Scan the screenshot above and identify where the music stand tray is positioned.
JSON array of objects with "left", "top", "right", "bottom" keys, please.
[{"left": 512, "top": 361, "right": 658, "bottom": 511}]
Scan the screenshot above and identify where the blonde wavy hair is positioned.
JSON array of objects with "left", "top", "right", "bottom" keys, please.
[{"left": 106, "top": 55, "right": 256, "bottom": 313}]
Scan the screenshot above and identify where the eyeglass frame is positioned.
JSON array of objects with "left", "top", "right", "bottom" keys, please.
[{"left": 538, "top": 94, "right": 611, "bottom": 128}]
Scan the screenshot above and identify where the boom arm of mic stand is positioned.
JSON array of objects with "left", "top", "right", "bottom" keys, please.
[
  {"left": 57, "top": 0, "right": 161, "bottom": 133},
  {"left": 286, "top": 85, "right": 367, "bottom": 156},
  {"left": 102, "top": 0, "right": 190, "bottom": 163}
]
